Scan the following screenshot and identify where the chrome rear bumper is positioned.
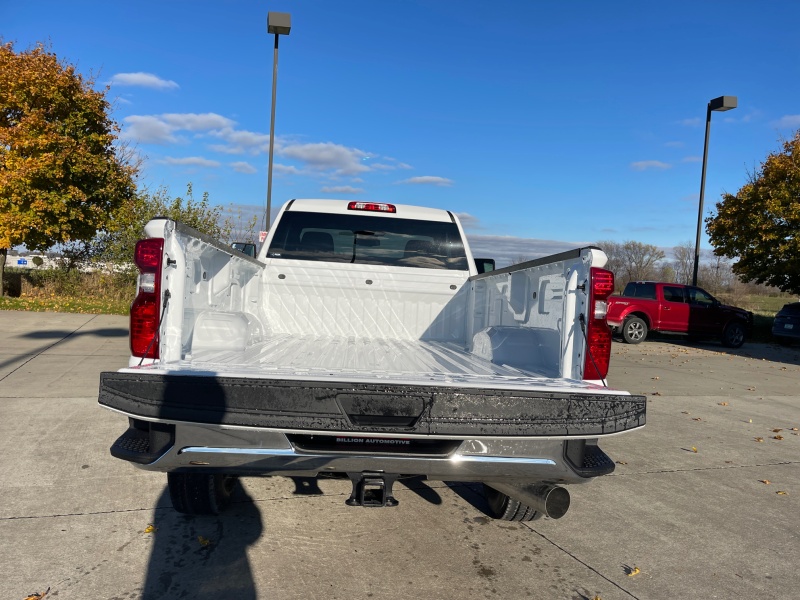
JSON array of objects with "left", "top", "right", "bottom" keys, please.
[{"left": 111, "top": 420, "right": 623, "bottom": 485}]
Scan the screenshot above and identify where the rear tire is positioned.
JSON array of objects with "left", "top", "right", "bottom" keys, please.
[
  {"left": 622, "top": 316, "right": 647, "bottom": 344},
  {"left": 722, "top": 322, "right": 745, "bottom": 348},
  {"left": 167, "top": 473, "right": 238, "bottom": 516},
  {"left": 483, "top": 484, "right": 540, "bottom": 522}
]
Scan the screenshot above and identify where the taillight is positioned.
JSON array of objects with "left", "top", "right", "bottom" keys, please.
[
  {"left": 130, "top": 238, "right": 164, "bottom": 359},
  {"left": 583, "top": 267, "right": 614, "bottom": 381},
  {"left": 347, "top": 201, "right": 396, "bottom": 213}
]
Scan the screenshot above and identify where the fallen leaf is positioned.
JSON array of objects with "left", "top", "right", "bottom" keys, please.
[
  {"left": 693, "top": 417, "right": 702, "bottom": 421},
  {"left": 144, "top": 524, "right": 157, "bottom": 534},
  {"left": 616, "top": 461, "right": 628, "bottom": 465},
  {"left": 24, "top": 589, "right": 49, "bottom": 600},
  {"left": 691, "top": 446, "right": 698, "bottom": 453},
  {"left": 627, "top": 566, "right": 641, "bottom": 577},
  {"left": 651, "top": 392, "right": 662, "bottom": 396},
  {"left": 681, "top": 411, "right": 690, "bottom": 414},
  {"left": 774, "top": 435, "right": 784, "bottom": 440},
  {"left": 198, "top": 535, "right": 211, "bottom": 547},
  {"left": 759, "top": 480, "right": 771, "bottom": 485},
  {"left": 776, "top": 491, "right": 788, "bottom": 496},
  {"left": 593, "top": 596, "right": 603, "bottom": 600},
  {"left": 773, "top": 428, "right": 783, "bottom": 433},
  {"left": 791, "top": 428, "right": 798, "bottom": 431},
  {"left": 652, "top": 376, "right": 660, "bottom": 380},
  {"left": 755, "top": 437, "right": 764, "bottom": 442},
  {"left": 718, "top": 402, "right": 729, "bottom": 406}
]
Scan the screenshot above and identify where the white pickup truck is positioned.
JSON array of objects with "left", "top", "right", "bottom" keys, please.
[{"left": 99, "top": 199, "right": 645, "bottom": 520}]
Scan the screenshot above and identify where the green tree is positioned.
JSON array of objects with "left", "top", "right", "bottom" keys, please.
[
  {"left": 706, "top": 131, "right": 800, "bottom": 294},
  {"left": 101, "top": 184, "right": 229, "bottom": 268},
  {"left": 0, "top": 41, "right": 137, "bottom": 294}
]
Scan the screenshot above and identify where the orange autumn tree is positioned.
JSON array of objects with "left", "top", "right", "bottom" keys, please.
[
  {"left": 706, "top": 131, "right": 800, "bottom": 295},
  {"left": 0, "top": 41, "right": 137, "bottom": 294}
]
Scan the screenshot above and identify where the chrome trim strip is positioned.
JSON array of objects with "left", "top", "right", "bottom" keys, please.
[
  {"left": 452, "top": 455, "right": 556, "bottom": 465},
  {"left": 179, "top": 446, "right": 556, "bottom": 465}
]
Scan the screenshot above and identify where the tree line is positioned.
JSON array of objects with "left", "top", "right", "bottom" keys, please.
[
  {"left": 592, "top": 240, "right": 777, "bottom": 298},
  {"left": 2, "top": 41, "right": 799, "bottom": 296}
]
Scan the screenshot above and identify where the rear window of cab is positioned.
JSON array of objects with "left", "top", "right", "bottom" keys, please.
[{"left": 266, "top": 211, "right": 469, "bottom": 270}]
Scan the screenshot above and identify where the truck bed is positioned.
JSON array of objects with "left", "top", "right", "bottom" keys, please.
[
  {"left": 126, "top": 334, "right": 605, "bottom": 394},
  {"left": 102, "top": 334, "right": 645, "bottom": 440}
]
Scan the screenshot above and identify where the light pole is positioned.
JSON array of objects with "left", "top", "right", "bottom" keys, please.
[
  {"left": 692, "top": 95, "right": 737, "bottom": 286},
  {"left": 265, "top": 11, "right": 291, "bottom": 231}
]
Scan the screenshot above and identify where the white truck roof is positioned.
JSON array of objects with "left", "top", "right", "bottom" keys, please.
[{"left": 283, "top": 199, "right": 455, "bottom": 223}]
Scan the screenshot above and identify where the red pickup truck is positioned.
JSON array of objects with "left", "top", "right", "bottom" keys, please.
[{"left": 607, "top": 281, "right": 753, "bottom": 348}]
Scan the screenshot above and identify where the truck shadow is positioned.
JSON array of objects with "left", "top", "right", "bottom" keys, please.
[
  {"left": 142, "top": 484, "right": 262, "bottom": 600},
  {"left": 614, "top": 336, "right": 800, "bottom": 367},
  {"left": 0, "top": 327, "right": 130, "bottom": 372},
  {"left": 18, "top": 328, "right": 129, "bottom": 339},
  {"left": 445, "top": 481, "right": 492, "bottom": 517}
]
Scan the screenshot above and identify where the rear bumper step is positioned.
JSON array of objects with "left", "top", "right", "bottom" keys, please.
[{"left": 99, "top": 372, "right": 646, "bottom": 437}]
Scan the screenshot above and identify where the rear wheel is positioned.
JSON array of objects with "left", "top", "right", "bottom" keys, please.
[
  {"left": 483, "top": 484, "right": 540, "bottom": 522},
  {"left": 622, "top": 316, "right": 647, "bottom": 344},
  {"left": 167, "top": 473, "right": 238, "bottom": 516},
  {"left": 722, "top": 322, "right": 746, "bottom": 348}
]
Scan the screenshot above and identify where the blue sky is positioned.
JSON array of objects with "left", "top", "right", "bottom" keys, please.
[{"left": 6, "top": 1, "right": 800, "bottom": 265}]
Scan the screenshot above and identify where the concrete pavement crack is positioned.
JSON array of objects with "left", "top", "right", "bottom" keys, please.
[
  {"left": 0, "top": 314, "right": 99, "bottom": 382},
  {"left": 0, "top": 505, "right": 171, "bottom": 521},
  {"left": 608, "top": 460, "right": 799, "bottom": 476},
  {"left": 525, "top": 525, "right": 641, "bottom": 599}
]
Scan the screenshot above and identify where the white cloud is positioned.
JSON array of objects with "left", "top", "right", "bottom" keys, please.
[
  {"left": 273, "top": 164, "right": 304, "bottom": 175},
  {"left": 396, "top": 176, "right": 454, "bottom": 187},
  {"left": 208, "top": 127, "right": 271, "bottom": 154},
  {"left": 231, "top": 161, "right": 257, "bottom": 174},
  {"left": 161, "top": 113, "right": 235, "bottom": 131},
  {"left": 681, "top": 156, "right": 702, "bottom": 163},
  {"left": 162, "top": 156, "right": 221, "bottom": 168},
  {"left": 280, "top": 142, "right": 370, "bottom": 175},
  {"left": 109, "top": 72, "right": 179, "bottom": 90},
  {"left": 454, "top": 212, "right": 482, "bottom": 231},
  {"left": 121, "top": 115, "right": 177, "bottom": 144},
  {"left": 773, "top": 114, "right": 800, "bottom": 128},
  {"left": 664, "top": 141, "right": 684, "bottom": 148},
  {"left": 630, "top": 160, "right": 672, "bottom": 171},
  {"left": 678, "top": 117, "right": 702, "bottom": 127},
  {"left": 320, "top": 185, "right": 364, "bottom": 194},
  {"left": 121, "top": 112, "right": 235, "bottom": 145},
  {"left": 118, "top": 113, "right": 417, "bottom": 182}
]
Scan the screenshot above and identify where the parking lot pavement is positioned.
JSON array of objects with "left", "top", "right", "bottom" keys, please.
[{"left": 1, "top": 311, "right": 798, "bottom": 600}]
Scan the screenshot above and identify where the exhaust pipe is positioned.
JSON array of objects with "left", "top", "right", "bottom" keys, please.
[{"left": 487, "top": 483, "right": 570, "bottom": 519}]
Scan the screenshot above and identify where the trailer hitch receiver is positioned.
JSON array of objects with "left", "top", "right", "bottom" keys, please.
[{"left": 346, "top": 472, "right": 399, "bottom": 507}]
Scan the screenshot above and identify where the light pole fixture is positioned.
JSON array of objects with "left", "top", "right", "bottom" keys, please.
[
  {"left": 692, "top": 95, "right": 737, "bottom": 286},
  {"left": 265, "top": 11, "right": 291, "bottom": 231}
]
